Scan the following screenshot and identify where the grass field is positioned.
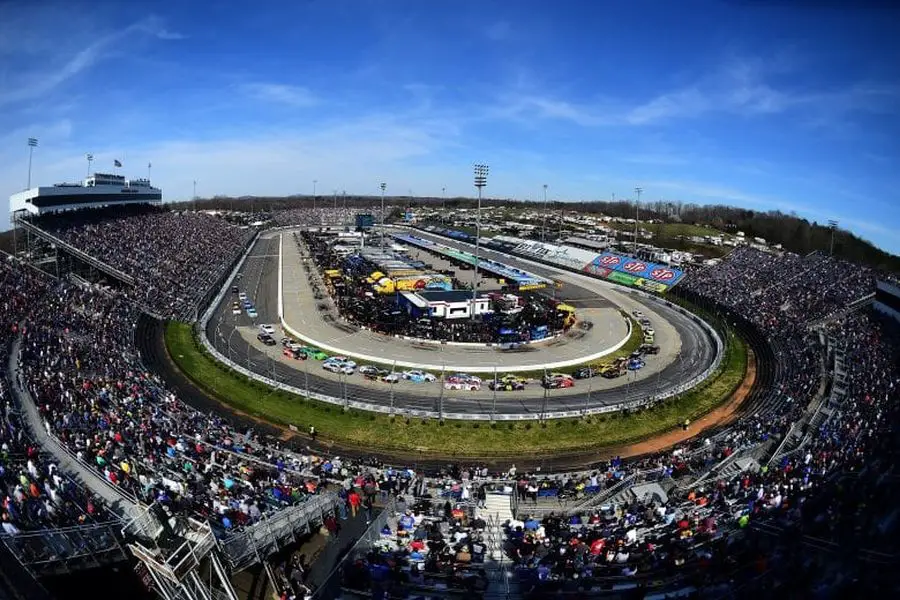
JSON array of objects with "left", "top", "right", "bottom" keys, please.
[{"left": 165, "top": 318, "right": 747, "bottom": 456}]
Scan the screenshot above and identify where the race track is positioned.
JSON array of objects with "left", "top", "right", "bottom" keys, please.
[{"left": 205, "top": 230, "right": 718, "bottom": 417}]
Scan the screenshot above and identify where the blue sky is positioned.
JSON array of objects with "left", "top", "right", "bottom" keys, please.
[{"left": 2, "top": 0, "right": 899, "bottom": 254}]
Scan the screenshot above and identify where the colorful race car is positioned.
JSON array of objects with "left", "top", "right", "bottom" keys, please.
[
  {"left": 302, "top": 347, "right": 329, "bottom": 360},
  {"left": 627, "top": 358, "right": 645, "bottom": 371},
  {"left": 383, "top": 373, "right": 402, "bottom": 384},
  {"left": 489, "top": 374, "right": 526, "bottom": 391},
  {"left": 323, "top": 362, "right": 355, "bottom": 374},
  {"left": 444, "top": 379, "right": 482, "bottom": 391},
  {"left": 639, "top": 343, "right": 660, "bottom": 355},
  {"left": 246, "top": 307, "right": 258, "bottom": 318},
  {"left": 402, "top": 370, "right": 437, "bottom": 383},
  {"left": 542, "top": 373, "right": 575, "bottom": 389},
  {"left": 282, "top": 346, "right": 306, "bottom": 360}
]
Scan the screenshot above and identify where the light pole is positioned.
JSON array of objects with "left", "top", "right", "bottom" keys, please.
[
  {"left": 313, "top": 179, "right": 317, "bottom": 210},
  {"left": 828, "top": 220, "right": 838, "bottom": 256},
  {"left": 442, "top": 186, "right": 446, "bottom": 220},
  {"left": 333, "top": 189, "right": 337, "bottom": 212},
  {"left": 193, "top": 180, "right": 198, "bottom": 211},
  {"left": 26, "top": 138, "right": 38, "bottom": 189},
  {"left": 633, "top": 186, "right": 643, "bottom": 255},
  {"left": 541, "top": 184, "right": 548, "bottom": 242},
  {"left": 147, "top": 162, "right": 151, "bottom": 181},
  {"left": 473, "top": 163, "right": 489, "bottom": 300},
  {"left": 86, "top": 153, "right": 93, "bottom": 178},
  {"left": 380, "top": 182, "right": 387, "bottom": 250},
  {"left": 342, "top": 189, "right": 347, "bottom": 214}
]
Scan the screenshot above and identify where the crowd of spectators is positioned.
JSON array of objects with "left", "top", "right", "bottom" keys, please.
[
  {"left": 269, "top": 206, "right": 384, "bottom": 229},
  {"left": 0, "top": 215, "right": 896, "bottom": 598},
  {"left": 0, "top": 259, "right": 110, "bottom": 536},
  {"left": 37, "top": 206, "right": 254, "bottom": 320}
]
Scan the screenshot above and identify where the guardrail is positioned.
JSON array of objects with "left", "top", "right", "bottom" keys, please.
[{"left": 197, "top": 226, "right": 726, "bottom": 421}]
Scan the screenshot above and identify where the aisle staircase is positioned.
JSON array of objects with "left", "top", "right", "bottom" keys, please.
[{"left": 478, "top": 493, "right": 517, "bottom": 598}]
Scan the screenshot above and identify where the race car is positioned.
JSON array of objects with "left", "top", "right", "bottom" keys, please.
[
  {"left": 257, "top": 333, "right": 276, "bottom": 346},
  {"left": 246, "top": 308, "right": 258, "bottom": 318},
  {"left": 446, "top": 373, "right": 482, "bottom": 385},
  {"left": 402, "top": 370, "right": 436, "bottom": 383},
  {"left": 489, "top": 374, "right": 526, "bottom": 391},
  {"left": 630, "top": 350, "right": 644, "bottom": 360},
  {"left": 444, "top": 379, "right": 482, "bottom": 391},
  {"left": 328, "top": 356, "right": 357, "bottom": 369},
  {"left": 642, "top": 327, "right": 655, "bottom": 337},
  {"left": 382, "top": 373, "right": 402, "bottom": 384},
  {"left": 302, "top": 347, "right": 329, "bottom": 360},
  {"left": 259, "top": 324, "right": 276, "bottom": 335},
  {"left": 639, "top": 343, "right": 660, "bottom": 355},
  {"left": 358, "top": 365, "right": 385, "bottom": 379},
  {"left": 282, "top": 346, "right": 306, "bottom": 360},
  {"left": 231, "top": 303, "right": 242, "bottom": 315},
  {"left": 542, "top": 373, "right": 575, "bottom": 389},
  {"left": 627, "top": 358, "right": 645, "bottom": 371},
  {"left": 238, "top": 292, "right": 248, "bottom": 301},
  {"left": 573, "top": 366, "right": 600, "bottom": 379},
  {"left": 323, "top": 362, "right": 355, "bottom": 375},
  {"left": 632, "top": 310, "right": 644, "bottom": 319}
]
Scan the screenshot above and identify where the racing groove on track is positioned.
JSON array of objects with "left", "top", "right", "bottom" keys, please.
[{"left": 205, "top": 235, "right": 717, "bottom": 416}]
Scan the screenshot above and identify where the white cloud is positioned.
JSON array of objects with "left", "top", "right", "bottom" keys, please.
[
  {"left": 0, "top": 15, "right": 185, "bottom": 108},
  {"left": 239, "top": 83, "right": 318, "bottom": 107}
]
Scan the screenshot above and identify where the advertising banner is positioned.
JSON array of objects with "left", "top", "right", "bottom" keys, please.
[
  {"left": 632, "top": 278, "right": 669, "bottom": 293},
  {"left": 582, "top": 263, "right": 612, "bottom": 278},
  {"left": 607, "top": 271, "right": 639, "bottom": 286},
  {"left": 647, "top": 266, "right": 684, "bottom": 285},
  {"left": 594, "top": 253, "right": 625, "bottom": 270}
]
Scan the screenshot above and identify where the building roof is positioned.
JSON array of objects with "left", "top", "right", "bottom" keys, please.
[{"left": 416, "top": 290, "right": 488, "bottom": 304}]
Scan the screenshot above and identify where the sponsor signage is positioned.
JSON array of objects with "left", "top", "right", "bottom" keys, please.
[
  {"left": 517, "top": 283, "right": 548, "bottom": 291},
  {"left": 582, "top": 263, "right": 612, "bottom": 278},
  {"left": 597, "top": 253, "right": 622, "bottom": 268},
  {"left": 606, "top": 271, "right": 639, "bottom": 286},
  {"left": 633, "top": 278, "right": 669, "bottom": 293}
]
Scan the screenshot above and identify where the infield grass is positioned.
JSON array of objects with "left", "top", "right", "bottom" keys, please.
[{"left": 166, "top": 320, "right": 747, "bottom": 456}]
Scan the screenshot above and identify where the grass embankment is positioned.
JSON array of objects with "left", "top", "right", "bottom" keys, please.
[{"left": 166, "top": 321, "right": 747, "bottom": 456}]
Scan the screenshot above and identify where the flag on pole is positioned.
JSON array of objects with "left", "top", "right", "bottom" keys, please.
[{"left": 114, "top": 159, "right": 122, "bottom": 167}]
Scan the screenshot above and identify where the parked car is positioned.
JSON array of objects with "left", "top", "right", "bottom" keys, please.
[
  {"left": 260, "top": 324, "right": 276, "bottom": 335},
  {"left": 542, "top": 373, "right": 575, "bottom": 389},
  {"left": 402, "top": 370, "right": 436, "bottom": 383},
  {"left": 489, "top": 375, "right": 526, "bottom": 391},
  {"left": 257, "top": 333, "right": 276, "bottom": 346}
]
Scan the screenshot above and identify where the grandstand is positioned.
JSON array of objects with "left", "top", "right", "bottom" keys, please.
[{"left": 0, "top": 204, "right": 895, "bottom": 599}]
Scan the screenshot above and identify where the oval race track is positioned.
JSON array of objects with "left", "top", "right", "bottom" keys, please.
[{"left": 205, "top": 231, "right": 718, "bottom": 416}]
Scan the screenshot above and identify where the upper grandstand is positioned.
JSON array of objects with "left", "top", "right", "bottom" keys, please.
[{"left": 21, "top": 205, "right": 255, "bottom": 320}]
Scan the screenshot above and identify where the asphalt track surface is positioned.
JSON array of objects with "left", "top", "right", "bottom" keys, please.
[{"left": 206, "top": 233, "right": 718, "bottom": 416}]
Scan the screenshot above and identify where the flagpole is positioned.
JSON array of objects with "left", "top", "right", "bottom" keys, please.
[{"left": 148, "top": 162, "right": 152, "bottom": 181}]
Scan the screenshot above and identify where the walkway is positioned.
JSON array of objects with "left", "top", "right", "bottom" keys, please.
[{"left": 7, "top": 334, "right": 139, "bottom": 518}]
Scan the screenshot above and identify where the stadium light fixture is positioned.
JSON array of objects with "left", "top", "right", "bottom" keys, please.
[
  {"left": 380, "top": 182, "right": 387, "bottom": 250},
  {"left": 633, "top": 186, "right": 643, "bottom": 255},
  {"left": 26, "top": 137, "right": 38, "bottom": 189},
  {"left": 86, "top": 153, "right": 93, "bottom": 178},
  {"left": 473, "top": 163, "right": 489, "bottom": 301},
  {"left": 828, "top": 219, "right": 839, "bottom": 257},
  {"left": 541, "top": 184, "right": 549, "bottom": 242}
]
